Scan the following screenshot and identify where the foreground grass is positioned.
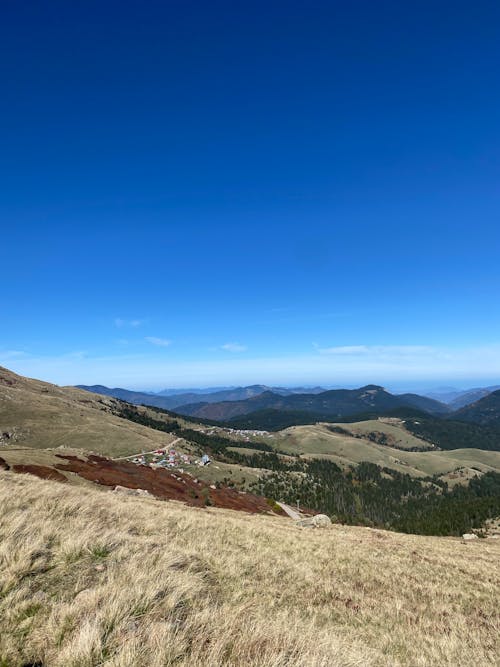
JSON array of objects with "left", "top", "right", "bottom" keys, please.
[{"left": 0, "top": 473, "right": 499, "bottom": 666}]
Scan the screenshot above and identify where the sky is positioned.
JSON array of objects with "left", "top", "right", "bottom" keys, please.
[{"left": 1, "top": 0, "right": 500, "bottom": 390}]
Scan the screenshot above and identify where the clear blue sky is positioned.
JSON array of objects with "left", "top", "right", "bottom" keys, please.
[{"left": 1, "top": 1, "right": 500, "bottom": 389}]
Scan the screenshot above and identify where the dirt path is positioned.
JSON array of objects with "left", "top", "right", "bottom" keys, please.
[
  {"left": 112, "top": 437, "right": 183, "bottom": 461},
  {"left": 276, "top": 502, "right": 302, "bottom": 520}
]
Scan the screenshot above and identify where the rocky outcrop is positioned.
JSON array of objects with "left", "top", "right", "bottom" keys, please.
[{"left": 296, "top": 514, "right": 332, "bottom": 528}]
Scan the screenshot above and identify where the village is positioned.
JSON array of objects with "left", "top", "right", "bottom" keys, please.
[
  {"left": 204, "top": 427, "right": 272, "bottom": 441},
  {"left": 130, "top": 447, "right": 211, "bottom": 472}
]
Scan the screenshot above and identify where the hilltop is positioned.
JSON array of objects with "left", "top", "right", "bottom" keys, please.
[{"left": 0, "top": 472, "right": 499, "bottom": 667}]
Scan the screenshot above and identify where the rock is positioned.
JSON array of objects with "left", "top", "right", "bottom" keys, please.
[
  {"left": 94, "top": 564, "right": 105, "bottom": 572},
  {"left": 462, "top": 533, "right": 478, "bottom": 540},
  {"left": 113, "top": 485, "right": 153, "bottom": 498},
  {"left": 113, "top": 485, "right": 137, "bottom": 496},
  {"left": 296, "top": 514, "right": 332, "bottom": 528},
  {"left": 126, "top": 620, "right": 140, "bottom": 633},
  {"left": 312, "top": 514, "right": 332, "bottom": 528}
]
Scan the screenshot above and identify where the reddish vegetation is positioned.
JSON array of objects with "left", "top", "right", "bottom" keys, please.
[
  {"left": 12, "top": 464, "right": 67, "bottom": 483},
  {"left": 54, "top": 454, "right": 284, "bottom": 515}
]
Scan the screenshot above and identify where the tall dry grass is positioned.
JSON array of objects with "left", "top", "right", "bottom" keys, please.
[{"left": 0, "top": 471, "right": 498, "bottom": 666}]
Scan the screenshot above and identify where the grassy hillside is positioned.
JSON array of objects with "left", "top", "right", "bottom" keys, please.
[
  {"left": 1, "top": 472, "right": 499, "bottom": 667},
  {"left": 0, "top": 366, "right": 181, "bottom": 457},
  {"left": 267, "top": 423, "right": 500, "bottom": 478}
]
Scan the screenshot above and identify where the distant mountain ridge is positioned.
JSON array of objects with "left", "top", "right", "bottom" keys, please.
[
  {"left": 75, "top": 384, "right": 327, "bottom": 410},
  {"left": 76, "top": 382, "right": 500, "bottom": 431},
  {"left": 174, "top": 385, "right": 451, "bottom": 421},
  {"left": 425, "top": 385, "right": 500, "bottom": 409},
  {"left": 452, "top": 390, "right": 500, "bottom": 428}
]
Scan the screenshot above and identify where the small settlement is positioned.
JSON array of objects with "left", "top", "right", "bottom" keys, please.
[{"left": 131, "top": 447, "right": 211, "bottom": 471}]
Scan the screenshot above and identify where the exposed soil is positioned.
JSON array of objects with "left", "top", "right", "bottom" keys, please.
[
  {"left": 54, "top": 454, "right": 284, "bottom": 515},
  {"left": 12, "top": 464, "right": 67, "bottom": 483}
]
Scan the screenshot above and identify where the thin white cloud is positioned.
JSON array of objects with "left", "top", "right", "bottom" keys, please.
[
  {"left": 317, "top": 344, "right": 433, "bottom": 356},
  {"left": 221, "top": 342, "right": 247, "bottom": 352},
  {"left": 114, "top": 318, "right": 145, "bottom": 328},
  {"left": 317, "top": 345, "right": 370, "bottom": 355},
  {"left": 145, "top": 336, "right": 172, "bottom": 348}
]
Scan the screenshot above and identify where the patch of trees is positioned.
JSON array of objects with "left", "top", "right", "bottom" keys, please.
[
  {"left": 228, "top": 409, "right": 320, "bottom": 431},
  {"left": 227, "top": 407, "right": 435, "bottom": 432},
  {"left": 241, "top": 452, "right": 500, "bottom": 536},
  {"left": 404, "top": 418, "right": 500, "bottom": 451},
  {"left": 118, "top": 405, "right": 180, "bottom": 433}
]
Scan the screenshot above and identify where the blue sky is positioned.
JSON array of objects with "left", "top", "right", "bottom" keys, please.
[{"left": 1, "top": 1, "right": 500, "bottom": 390}]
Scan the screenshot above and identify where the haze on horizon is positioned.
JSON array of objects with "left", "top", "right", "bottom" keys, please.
[{"left": 2, "top": 1, "right": 499, "bottom": 391}]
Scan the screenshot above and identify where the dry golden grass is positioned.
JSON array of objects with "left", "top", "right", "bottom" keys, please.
[{"left": 0, "top": 472, "right": 499, "bottom": 667}]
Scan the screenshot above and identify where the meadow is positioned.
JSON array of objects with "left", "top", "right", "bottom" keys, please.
[{"left": 1, "top": 471, "right": 498, "bottom": 667}]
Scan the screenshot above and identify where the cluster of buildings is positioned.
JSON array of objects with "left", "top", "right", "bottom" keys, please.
[
  {"left": 130, "top": 448, "right": 211, "bottom": 469},
  {"left": 204, "top": 427, "right": 271, "bottom": 441}
]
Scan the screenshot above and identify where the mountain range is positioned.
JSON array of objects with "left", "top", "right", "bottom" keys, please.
[
  {"left": 174, "top": 385, "right": 451, "bottom": 421},
  {"left": 75, "top": 384, "right": 327, "bottom": 411},
  {"left": 74, "top": 381, "right": 500, "bottom": 434}
]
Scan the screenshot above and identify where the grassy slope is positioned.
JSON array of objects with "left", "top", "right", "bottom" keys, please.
[
  {"left": 0, "top": 366, "right": 180, "bottom": 457},
  {"left": 269, "top": 423, "right": 500, "bottom": 478},
  {"left": 338, "top": 419, "right": 435, "bottom": 450},
  {"left": 1, "top": 472, "right": 498, "bottom": 667}
]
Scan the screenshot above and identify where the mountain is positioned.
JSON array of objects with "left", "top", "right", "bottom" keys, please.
[
  {"left": 448, "top": 386, "right": 500, "bottom": 410},
  {"left": 425, "top": 385, "right": 500, "bottom": 409},
  {"left": 76, "top": 383, "right": 329, "bottom": 410},
  {"left": 452, "top": 389, "right": 500, "bottom": 428},
  {"left": 175, "top": 385, "right": 450, "bottom": 421}
]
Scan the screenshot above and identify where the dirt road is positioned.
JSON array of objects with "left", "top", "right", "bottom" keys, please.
[{"left": 112, "top": 437, "right": 183, "bottom": 461}]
